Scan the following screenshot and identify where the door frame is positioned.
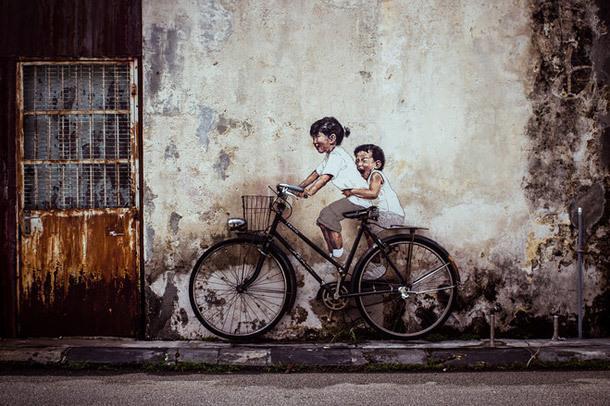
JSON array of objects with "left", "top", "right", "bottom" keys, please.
[{"left": 15, "top": 58, "right": 144, "bottom": 337}]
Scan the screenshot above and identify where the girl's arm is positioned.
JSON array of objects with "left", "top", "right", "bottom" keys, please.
[
  {"left": 343, "top": 172, "right": 383, "bottom": 199},
  {"left": 304, "top": 174, "right": 332, "bottom": 197},
  {"left": 299, "top": 170, "right": 319, "bottom": 188}
]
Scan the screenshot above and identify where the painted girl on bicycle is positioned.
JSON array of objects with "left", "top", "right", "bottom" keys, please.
[{"left": 298, "top": 117, "right": 370, "bottom": 260}]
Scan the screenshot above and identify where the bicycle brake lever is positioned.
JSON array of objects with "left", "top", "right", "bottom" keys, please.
[{"left": 282, "top": 189, "right": 299, "bottom": 199}]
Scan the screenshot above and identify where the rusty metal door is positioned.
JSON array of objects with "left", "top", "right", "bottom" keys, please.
[{"left": 16, "top": 61, "right": 140, "bottom": 337}]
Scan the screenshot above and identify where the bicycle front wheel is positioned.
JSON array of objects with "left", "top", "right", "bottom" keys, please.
[
  {"left": 352, "top": 234, "right": 458, "bottom": 339},
  {"left": 189, "top": 236, "right": 295, "bottom": 340}
]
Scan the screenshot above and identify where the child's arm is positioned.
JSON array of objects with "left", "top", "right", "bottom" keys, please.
[
  {"left": 343, "top": 172, "right": 382, "bottom": 199},
  {"left": 304, "top": 174, "right": 332, "bottom": 197},
  {"left": 299, "top": 170, "right": 319, "bottom": 189}
]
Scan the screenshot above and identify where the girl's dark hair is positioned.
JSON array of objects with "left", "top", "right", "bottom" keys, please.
[
  {"left": 309, "top": 116, "right": 350, "bottom": 145},
  {"left": 354, "top": 144, "right": 386, "bottom": 170}
]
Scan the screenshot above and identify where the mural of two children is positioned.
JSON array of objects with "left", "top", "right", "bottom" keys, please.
[{"left": 298, "top": 116, "right": 406, "bottom": 278}]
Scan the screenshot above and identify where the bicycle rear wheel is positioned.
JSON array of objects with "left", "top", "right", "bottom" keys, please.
[
  {"left": 189, "top": 236, "right": 295, "bottom": 340},
  {"left": 352, "top": 234, "right": 458, "bottom": 339}
]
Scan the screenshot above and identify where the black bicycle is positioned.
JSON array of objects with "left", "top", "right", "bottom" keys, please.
[{"left": 189, "top": 184, "right": 459, "bottom": 340}]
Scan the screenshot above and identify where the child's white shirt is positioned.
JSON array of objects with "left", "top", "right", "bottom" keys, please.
[
  {"left": 367, "top": 169, "right": 405, "bottom": 217},
  {"left": 315, "top": 146, "right": 371, "bottom": 207}
]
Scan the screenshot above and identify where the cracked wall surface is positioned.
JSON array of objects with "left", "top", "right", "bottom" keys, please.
[{"left": 142, "top": 0, "right": 609, "bottom": 339}]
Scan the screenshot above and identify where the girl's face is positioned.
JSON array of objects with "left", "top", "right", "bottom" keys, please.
[
  {"left": 311, "top": 132, "right": 336, "bottom": 153},
  {"left": 355, "top": 150, "right": 380, "bottom": 176}
]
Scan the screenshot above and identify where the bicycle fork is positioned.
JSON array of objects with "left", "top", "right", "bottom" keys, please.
[{"left": 239, "top": 243, "right": 271, "bottom": 292}]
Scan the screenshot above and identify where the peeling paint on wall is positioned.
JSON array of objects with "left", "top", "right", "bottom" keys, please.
[
  {"left": 169, "top": 212, "right": 183, "bottom": 234},
  {"left": 147, "top": 24, "right": 184, "bottom": 113},
  {"left": 164, "top": 141, "right": 180, "bottom": 160},
  {"left": 146, "top": 272, "right": 181, "bottom": 338},
  {"left": 196, "top": 106, "right": 216, "bottom": 150},
  {"left": 213, "top": 150, "right": 232, "bottom": 180}
]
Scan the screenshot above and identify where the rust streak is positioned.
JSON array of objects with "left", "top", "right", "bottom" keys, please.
[{"left": 20, "top": 208, "right": 139, "bottom": 304}]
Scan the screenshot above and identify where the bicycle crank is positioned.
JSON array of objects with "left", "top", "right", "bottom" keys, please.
[{"left": 317, "top": 283, "right": 350, "bottom": 311}]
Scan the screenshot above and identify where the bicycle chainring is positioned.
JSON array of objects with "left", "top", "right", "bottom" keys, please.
[{"left": 318, "top": 283, "right": 350, "bottom": 311}]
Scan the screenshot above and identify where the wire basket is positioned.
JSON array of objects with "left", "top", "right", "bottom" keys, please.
[{"left": 242, "top": 195, "right": 275, "bottom": 232}]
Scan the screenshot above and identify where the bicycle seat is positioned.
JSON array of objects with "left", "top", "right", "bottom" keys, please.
[{"left": 343, "top": 206, "right": 378, "bottom": 220}]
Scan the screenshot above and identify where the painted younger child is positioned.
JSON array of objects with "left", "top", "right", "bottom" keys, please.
[
  {"left": 343, "top": 144, "right": 405, "bottom": 279},
  {"left": 343, "top": 144, "right": 405, "bottom": 230},
  {"left": 298, "top": 117, "right": 371, "bottom": 259}
]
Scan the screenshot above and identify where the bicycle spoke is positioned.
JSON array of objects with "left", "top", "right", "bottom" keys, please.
[
  {"left": 248, "top": 273, "right": 283, "bottom": 287},
  {"left": 238, "top": 245, "right": 247, "bottom": 284},
  {"left": 211, "top": 290, "right": 238, "bottom": 320},
  {"left": 206, "top": 269, "right": 239, "bottom": 288},
  {"left": 226, "top": 291, "right": 240, "bottom": 334},
  {"left": 244, "top": 290, "right": 284, "bottom": 309},
  {"left": 410, "top": 262, "right": 450, "bottom": 287},
  {"left": 244, "top": 292, "right": 282, "bottom": 321},
  {"left": 238, "top": 295, "right": 246, "bottom": 334},
  {"left": 242, "top": 293, "right": 268, "bottom": 327},
  {"left": 240, "top": 294, "right": 263, "bottom": 334}
]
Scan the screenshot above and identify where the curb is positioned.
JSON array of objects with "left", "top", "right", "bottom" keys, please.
[{"left": 2, "top": 339, "right": 610, "bottom": 371}]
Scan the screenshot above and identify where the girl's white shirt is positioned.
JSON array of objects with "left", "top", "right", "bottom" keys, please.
[{"left": 315, "top": 146, "right": 371, "bottom": 207}]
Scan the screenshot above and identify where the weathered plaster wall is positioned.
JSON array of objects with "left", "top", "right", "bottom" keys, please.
[{"left": 142, "top": 0, "right": 609, "bottom": 339}]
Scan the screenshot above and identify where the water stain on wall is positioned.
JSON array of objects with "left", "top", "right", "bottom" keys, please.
[
  {"left": 197, "top": 106, "right": 217, "bottom": 150},
  {"left": 213, "top": 150, "right": 233, "bottom": 180},
  {"left": 523, "top": 0, "right": 609, "bottom": 336},
  {"left": 216, "top": 114, "right": 253, "bottom": 137}
]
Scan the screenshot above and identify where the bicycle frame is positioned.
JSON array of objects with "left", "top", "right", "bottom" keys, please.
[{"left": 241, "top": 199, "right": 408, "bottom": 298}]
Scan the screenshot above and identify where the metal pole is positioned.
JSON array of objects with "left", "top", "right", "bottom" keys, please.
[
  {"left": 552, "top": 315, "right": 559, "bottom": 341},
  {"left": 577, "top": 207, "right": 584, "bottom": 339},
  {"left": 489, "top": 313, "right": 496, "bottom": 348}
]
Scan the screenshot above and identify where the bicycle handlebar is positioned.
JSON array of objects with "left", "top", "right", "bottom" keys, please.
[{"left": 277, "top": 183, "right": 304, "bottom": 197}]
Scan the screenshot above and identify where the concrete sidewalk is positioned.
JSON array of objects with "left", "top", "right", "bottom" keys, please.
[{"left": 1, "top": 337, "right": 610, "bottom": 371}]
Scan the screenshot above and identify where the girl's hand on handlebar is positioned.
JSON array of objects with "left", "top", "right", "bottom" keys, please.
[{"left": 342, "top": 189, "right": 353, "bottom": 197}]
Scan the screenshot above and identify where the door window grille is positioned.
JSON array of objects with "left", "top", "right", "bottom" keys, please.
[{"left": 20, "top": 63, "right": 135, "bottom": 209}]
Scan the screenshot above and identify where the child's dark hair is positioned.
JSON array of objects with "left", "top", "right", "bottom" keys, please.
[
  {"left": 354, "top": 144, "right": 386, "bottom": 170},
  {"left": 309, "top": 116, "right": 350, "bottom": 145}
]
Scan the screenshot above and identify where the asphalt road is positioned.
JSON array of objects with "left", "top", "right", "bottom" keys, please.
[{"left": 1, "top": 370, "right": 609, "bottom": 405}]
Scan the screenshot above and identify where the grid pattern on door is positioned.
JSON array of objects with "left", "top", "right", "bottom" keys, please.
[{"left": 20, "top": 63, "right": 134, "bottom": 209}]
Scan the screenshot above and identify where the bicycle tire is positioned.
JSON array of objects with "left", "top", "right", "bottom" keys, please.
[
  {"left": 189, "top": 235, "right": 296, "bottom": 340},
  {"left": 352, "top": 234, "right": 458, "bottom": 340}
]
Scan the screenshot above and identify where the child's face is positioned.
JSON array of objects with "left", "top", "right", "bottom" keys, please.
[
  {"left": 311, "top": 132, "right": 335, "bottom": 153},
  {"left": 355, "top": 150, "right": 380, "bottom": 175}
]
